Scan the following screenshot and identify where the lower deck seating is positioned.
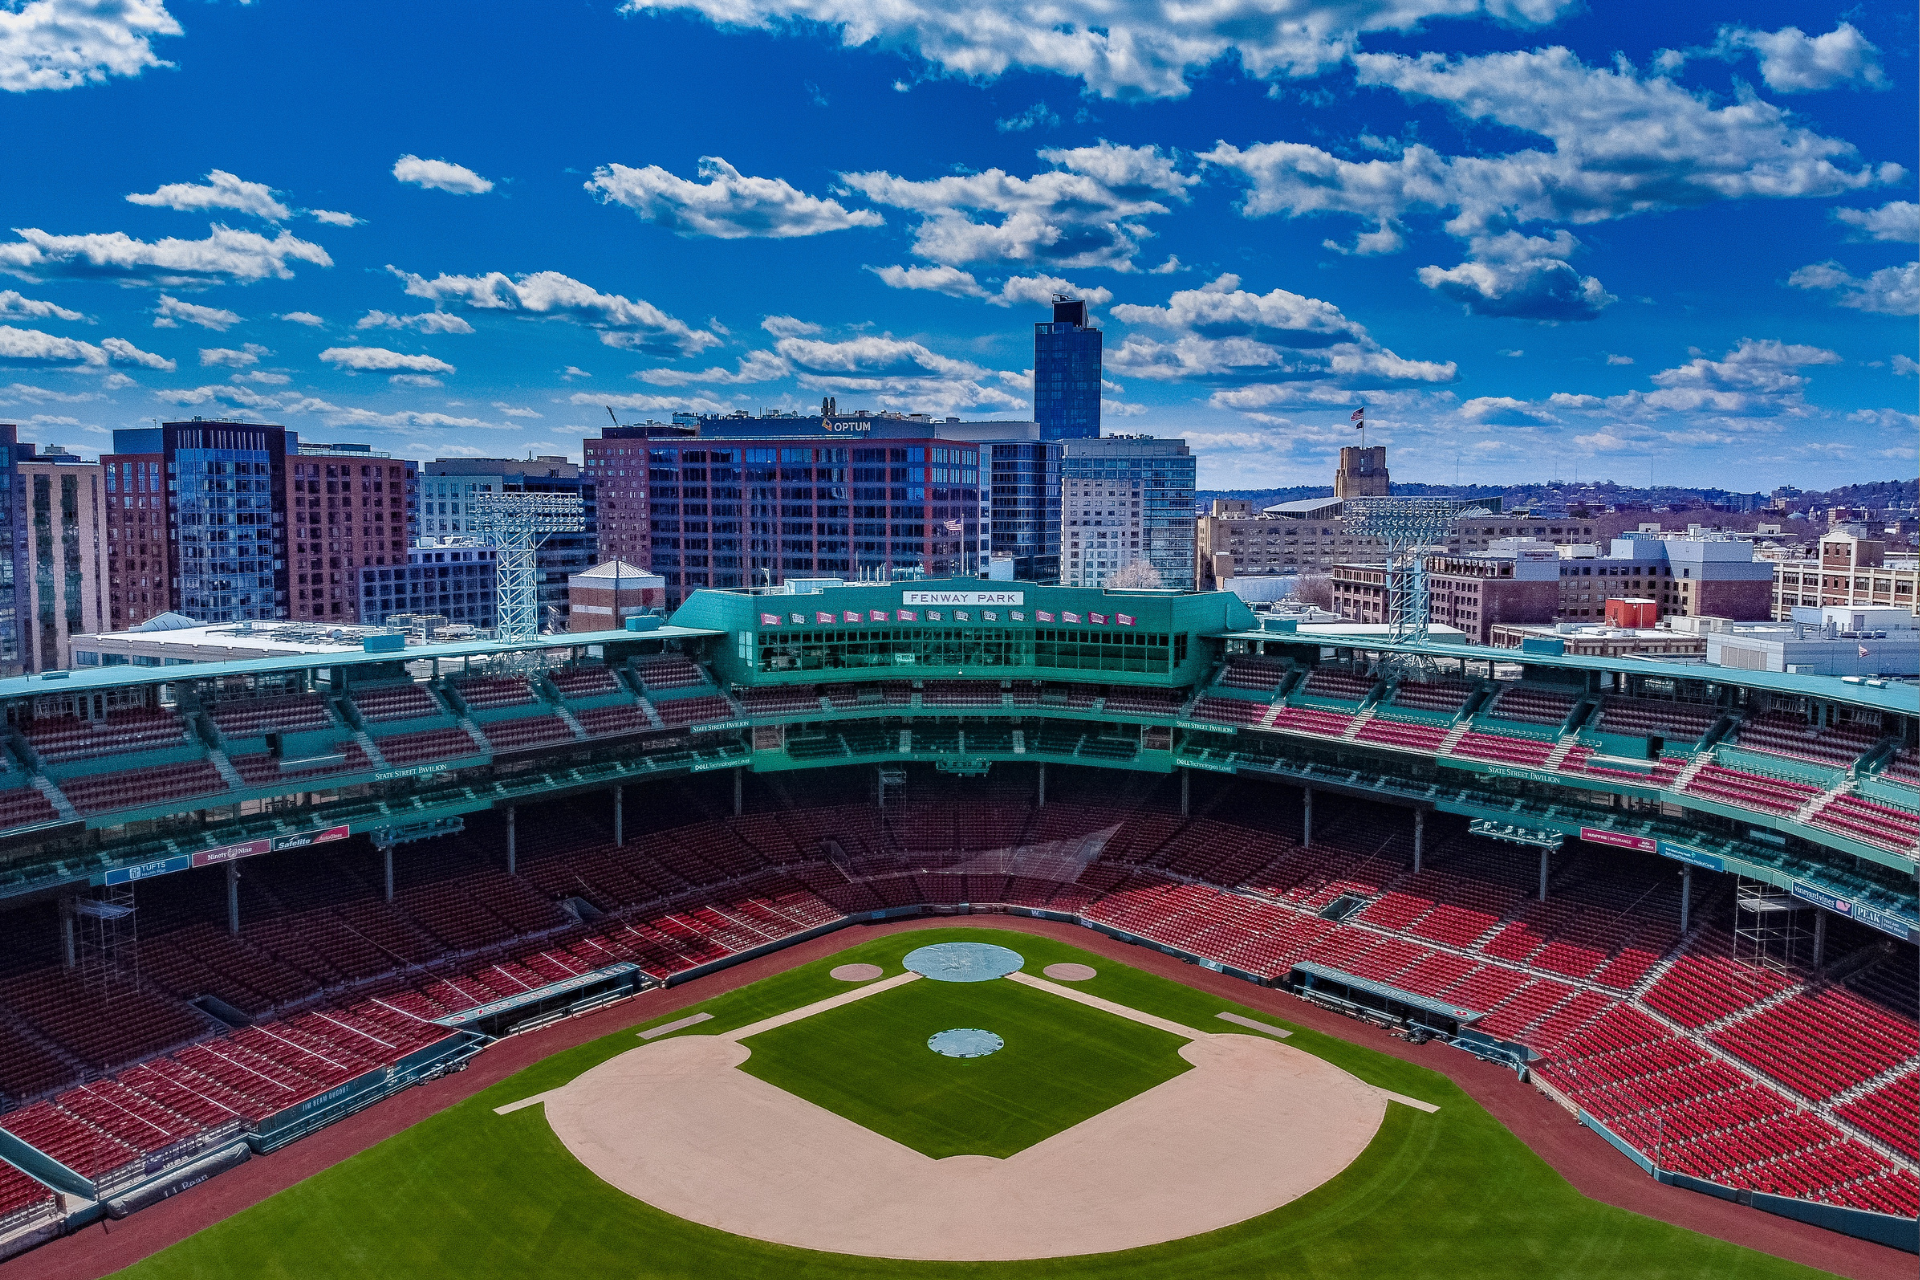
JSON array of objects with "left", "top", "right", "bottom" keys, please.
[
  {"left": 0, "top": 780, "right": 1910, "bottom": 1229},
  {"left": 652, "top": 696, "right": 737, "bottom": 729}
]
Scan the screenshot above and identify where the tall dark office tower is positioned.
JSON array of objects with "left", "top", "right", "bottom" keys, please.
[
  {"left": 0, "top": 425, "right": 24, "bottom": 676},
  {"left": 988, "top": 442, "right": 1061, "bottom": 581},
  {"left": 1033, "top": 298, "right": 1102, "bottom": 440}
]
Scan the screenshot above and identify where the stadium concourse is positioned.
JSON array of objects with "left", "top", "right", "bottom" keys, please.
[{"left": 0, "top": 578, "right": 1914, "bottom": 1264}]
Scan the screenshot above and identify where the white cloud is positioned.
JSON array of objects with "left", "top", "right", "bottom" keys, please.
[
  {"left": 0, "top": 289, "right": 83, "bottom": 321},
  {"left": 764, "top": 333, "right": 1025, "bottom": 415},
  {"left": 619, "top": 0, "right": 1576, "bottom": 99},
  {"left": 389, "top": 374, "right": 443, "bottom": 388},
  {"left": 126, "top": 169, "right": 289, "bottom": 221},
  {"left": 0, "top": 324, "right": 174, "bottom": 369},
  {"left": 1416, "top": 230, "right": 1614, "bottom": 322},
  {"left": 153, "top": 292, "right": 241, "bottom": 330},
  {"left": 0, "top": 381, "right": 104, "bottom": 403},
  {"left": 1834, "top": 202, "right": 1919, "bottom": 244},
  {"left": 761, "top": 315, "right": 821, "bottom": 338},
  {"left": 1788, "top": 261, "right": 1919, "bottom": 315},
  {"left": 199, "top": 343, "right": 267, "bottom": 368},
  {"left": 996, "top": 102, "right": 1058, "bottom": 133},
  {"left": 0, "top": 225, "right": 332, "bottom": 286},
  {"left": 775, "top": 334, "right": 984, "bottom": 380},
  {"left": 1714, "top": 23, "right": 1886, "bottom": 94},
  {"left": 1205, "top": 48, "right": 1893, "bottom": 256},
  {"left": 586, "top": 156, "right": 883, "bottom": 238},
  {"left": 560, "top": 365, "right": 591, "bottom": 380},
  {"left": 1605, "top": 353, "right": 1633, "bottom": 365},
  {"left": 0, "top": 0, "right": 182, "bottom": 93},
  {"left": 1109, "top": 273, "right": 1454, "bottom": 385},
  {"left": 492, "top": 402, "right": 543, "bottom": 418},
  {"left": 232, "top": 369, "right": 288, "bottom": 385},
  {"left": 841, "top": 142, "right": 1196, "bottom": 270},
  {"left": 318, "top": 346, "right": 456, "bottom": 374},
  {"left": 310, "top": 209, "right": 360, "bottom": 227},
  {"left": 867, "top": 264, "right": 1113, "bottom": 307},
  {"left": 356, "top": 309, "right": 475, "bottom": 335},
  {"left": 637, "top": 349, "right": 791, "bottom": 386},
  {"left": 279, "top": 311, "right": 324, "bottom": 326},
  {"left": 392, "top": 155, "right": 494, "bottom": 195},
  {"left": 1892, "top": 354, "right": 1918, "bottom": 377},
  {"left": 390, "top": 265, "right": 719, "bottom": 356},
  {"left": 573, "top": 390, "right": 729, "bottom": 415}
]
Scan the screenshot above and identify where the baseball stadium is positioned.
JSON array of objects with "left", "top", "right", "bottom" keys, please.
[{"left": 0, "top": 579, "right": 1912, "bottom": 1278}]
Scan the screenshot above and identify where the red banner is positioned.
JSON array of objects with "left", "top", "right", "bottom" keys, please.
[
  {"left": 815, "top": 611, "right": 834, "bottom": 624},
  {"left": 1063, "top": 611, "right": 1082, "bottom": 624},
  {"left": 870, "top": 609, "right": 888, "bottom": 622},
  {"left": 1036, "top": 610, "right": 1055, "bottom": 622},
  {"left": 899, "top": 609, "right": 918, "bottom": 621},
  {"left": 759, "top": 612, "right": 781, "bottom": 626},
  {"left": 1579, "top": 827, "right": 1657, "bottom": 853},
  {"left": 1117, "top": 613, "right": 1135, "bottom": 626},
  {"left": 1090, "top": 612, "right": 1106, "bottom": 624}
]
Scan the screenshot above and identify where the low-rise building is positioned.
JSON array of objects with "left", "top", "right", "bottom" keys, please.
[
  {"left": 359, "top": 540, "right": 497, "bottom": 631},
  {"left": 71, "top": 614, "right": 399, "bottom": 667},
  {"left": 1770, "top": 532, "right": 1919, "bottom": 620},
  {"left": 1423, "top": 539, "right": 1560, "bottom": 644},
  {"left": 1487, "top": 621, "right": 1708, "bottom": 659},
  {"left": 568, "top": 560, "right": 666, "bottom": 632},
  {"left": 1707, "top": 606, "right": 1918, "bottom": 677}
]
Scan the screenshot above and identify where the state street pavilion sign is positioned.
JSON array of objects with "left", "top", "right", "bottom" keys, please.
[{"left": 1468, "top": 818, "right": 1565, "bottom": 851}]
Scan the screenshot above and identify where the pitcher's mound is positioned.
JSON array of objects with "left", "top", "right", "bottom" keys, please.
[
  {"left": 830, "top": 964, "right": 884, "bottom": 981},
  {"left": 1043, "top": 963, "right": 1097, "bottom": 981}
]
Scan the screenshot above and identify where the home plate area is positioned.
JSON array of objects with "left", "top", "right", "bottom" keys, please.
[{"left": 532, "top": 943, "right": 1421, "bottom": 1262}]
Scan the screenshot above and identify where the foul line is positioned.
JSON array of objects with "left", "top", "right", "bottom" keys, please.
[
  {"left": 493, "top": 1090, "right": 554, "bottom": 1115},
  {"left": 722, "top": 971, "right": 920, "bottom": 1041},
  {"left": 1379, "top": 1090, "right": 1439, "bottom": 1113},
  {"left": 1217, "top": 1012, "right": 1292, "bottom": 1038},
  {"left": 1005, "top": 972, "right": 1203, "bottom": 1040},
  {"left": 639, "top": 1011, "right": 714, "bottom": 1040}
]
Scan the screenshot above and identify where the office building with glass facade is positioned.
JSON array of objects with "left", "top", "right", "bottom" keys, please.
[
  {"left": 1034, "top": 297, "right": 1102, "bottom": 440},
  {"left": 587, "top": 417, "right": 983, "bottom": 606},
  {"left": 421, "top": 458, "right": 595, "bottom": 627},
  {"left": 0, "top": 426, "right": 24, "bottom": 676},
  {"left": 359, "top": 540, "right": 496, "bottom": 630},
  {"left": 1060, "top": 436, "right": 1196, "bottom": 588}
]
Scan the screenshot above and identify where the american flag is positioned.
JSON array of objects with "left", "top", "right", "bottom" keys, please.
[{"left": 1351, "top": 407, "right": 1365, "bottom": 426}]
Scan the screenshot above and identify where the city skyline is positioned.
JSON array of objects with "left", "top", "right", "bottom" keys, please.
[{"left": 0, "top": 2, "right": 1914, "bottom": 492}]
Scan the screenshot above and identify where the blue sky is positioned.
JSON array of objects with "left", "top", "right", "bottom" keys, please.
[{"left": 0, "top": 0, "right": 1913, "bottom": 490}]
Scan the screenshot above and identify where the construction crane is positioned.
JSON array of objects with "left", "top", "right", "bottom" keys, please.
[{"left": 472, "top": 493, "right": 586, "bottom": 643}]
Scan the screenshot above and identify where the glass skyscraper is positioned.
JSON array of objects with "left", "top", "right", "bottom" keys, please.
[
  {"left": 1060, "top": 437, "right": 1196, "bottom": 589},
  {"left": 988, "top": 441, "right": 1061, "bottom": 581},
  {"left": 163, "top": 421, "right": 290, "bottom": 623},
  {"left": 0, "top": 425, "right": 24, "bottom": 676},
  {"left": 1033, "top": 298, "right": 1102, "bottom": 440}
]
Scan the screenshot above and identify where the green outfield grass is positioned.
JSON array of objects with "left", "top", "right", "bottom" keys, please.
[
  {"left": 116, "top": 926, "right": 1829, "bottom": 1280},
  {"left": 738, "top": 970, "right": 1190, "bottom": 1157}
]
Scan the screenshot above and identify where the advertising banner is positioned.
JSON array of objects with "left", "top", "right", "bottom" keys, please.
[
  {"left": 1579, "top": 826, "right": 1658, "bottom": 853},
  {"left": 1656, "top": 841, "right": 1724, "bottom": 872}
]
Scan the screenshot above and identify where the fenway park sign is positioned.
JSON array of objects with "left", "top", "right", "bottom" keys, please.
[{"left": 901, "top": 591, "right": 1024, "bottom": 607}]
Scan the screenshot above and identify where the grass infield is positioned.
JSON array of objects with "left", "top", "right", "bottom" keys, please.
[
  {"left": 738, "top": 972, "right": 1191, "bottom": 1158},
  {"left": 117, "top": 926, "right": 1828, "bottom": 1279}
]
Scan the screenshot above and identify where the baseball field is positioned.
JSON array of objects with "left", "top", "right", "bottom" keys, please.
[{"left": 113, "top": 926, "right": 1826, "bottom": 1279}]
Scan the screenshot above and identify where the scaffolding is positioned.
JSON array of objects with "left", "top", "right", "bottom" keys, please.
[
  {"left": 472, "top": 494, "right": 586, "bottom": 644},
  {"left": 1733, "top": 877, "right": 1812, "bottom": 972},
  {"left": 75, "top": 885, "right": 139, "bottom": 999}
]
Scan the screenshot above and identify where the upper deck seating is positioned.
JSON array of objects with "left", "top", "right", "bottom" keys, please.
[
  {"left": 26, "top": 709, "right": 186, "bottom": 762},
  {"left": 1391, "top": 679, "right": 1473, "bottom": 715},
  {"left": 230, "top": 743, "right": 372, "bottom": 785},
  {"left": 738, "top": 686, "right": 822, "bottom": 717},
  {"left": 575, "top": 704, "right": 652, "bottom": 737},
  {"left": 547, "top": 666, "right": 622, "bottom": 700},
  {"left": 1270, "top": 705, "right": 1351, "bottom": 736},
  {"left": 452, "top": 676, "right": 538, "bottom": 712},
  {"left": 1190, "top": 696, "right": 1267, "bottom": 728},
  {"left": 350, "top": 683, "right": 443, "bottom": 723},
  {"left": 1354, "top": 717, "right": 1449, "bottom": 752},
  {"left": 1808, "top": 792, "right": 1920, "bottom": 854},
  {"left": 1103, "top": 688, "right": 1184, "bottom": 716},
  {"left": 1217, "top": 659, "right": 1286, "bottom": 693},
  {"left": 1450, "top": 732, "right": 1554, "bottom": 767},
  {"left": 61, "top": 760, "right": 228, "bottom": 815},
  {"left": 653, "top": 696, "right": 737, "bottom": 730},
  {"left": 636, "top": 655, "right": 708, "bottom": 690},
  {"left": 1595, "top": 696, "right": 1717, "bottom": 743},
  {"left": 1486, "top": 684, "right": 1576, "bottom": 727},
  {"left": 480, "top": 715, "right": 575, "bottom": 753},
  {"left": 1299, "top": 668, "right": 1374, "bottom": 702},
  {"left": 0, "top": 783, "right": 59, "bottom": 831},
  {"left": 1733, "top": 711, "right": 1881, "bottom": 770},
  {"left": 373, "top": 728, "right": 478, "bottom": 768},
  {"left": 1682, "top": 764, "right": 1820, "bottom": 816},
  {"left": 921, "top": 681, "right": 1001, "bottom": 708},
  {"left": 209, "top": 693, "right": 333, "bottom": 739},
  {"left": 1881, "top": 750, "right": 1920, "bottom": 789}
]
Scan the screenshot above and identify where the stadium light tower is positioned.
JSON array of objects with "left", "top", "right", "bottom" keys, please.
[
  {"left": 1340, "top": 497, "right": 1471, "bottom": 646},
  {"left": 473, "top": 493, "right": 586, "bottom": 643}
]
